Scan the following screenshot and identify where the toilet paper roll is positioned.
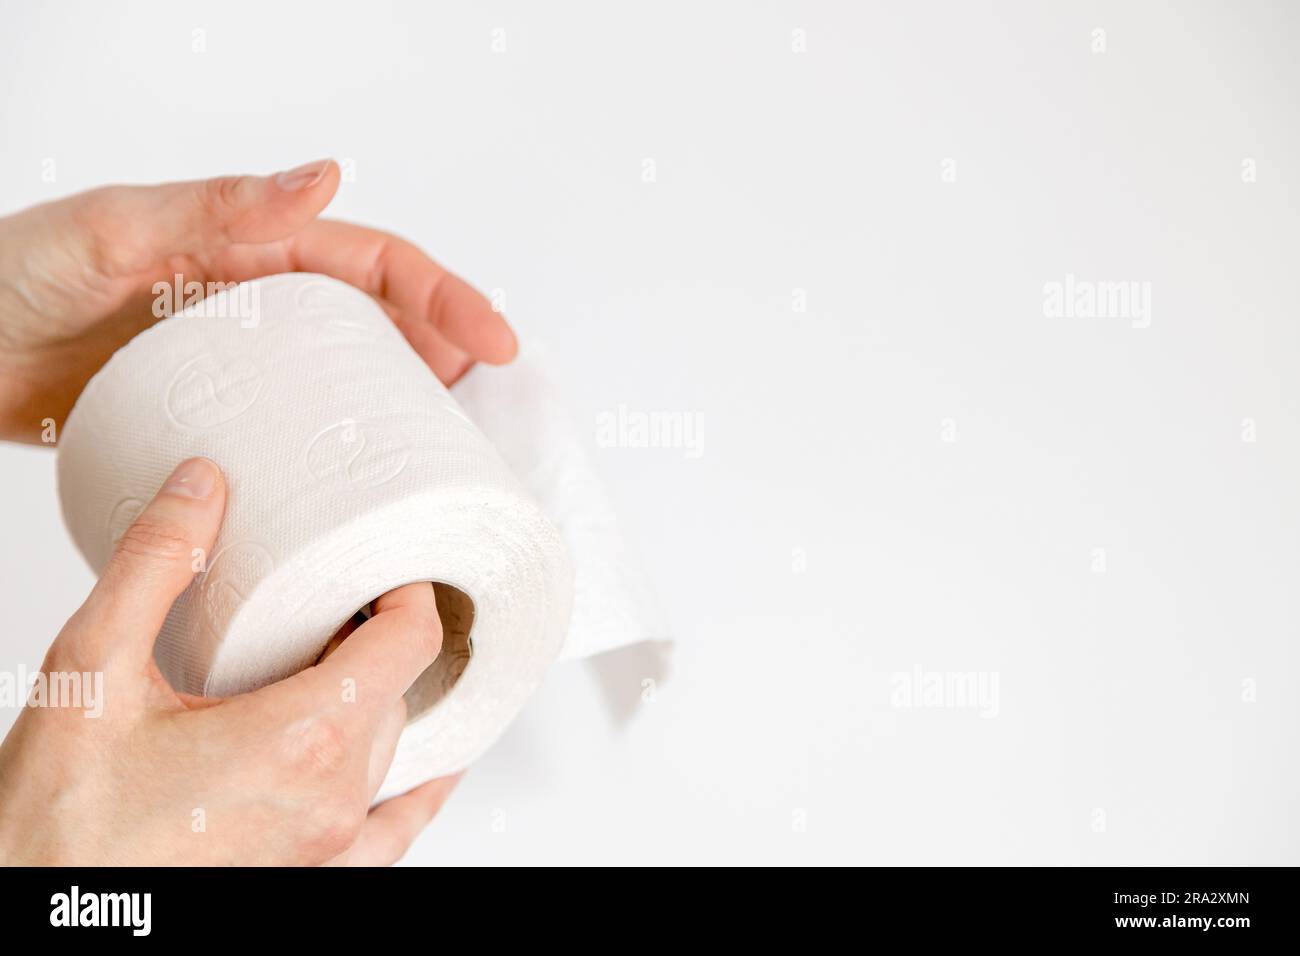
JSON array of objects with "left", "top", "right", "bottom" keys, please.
[{"left": 57, "top": 273, "right": 574, "bottom": 800}]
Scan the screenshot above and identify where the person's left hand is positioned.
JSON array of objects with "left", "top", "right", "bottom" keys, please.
[{"left": 0, "top": 158, "right": 516, "bottom": 444}]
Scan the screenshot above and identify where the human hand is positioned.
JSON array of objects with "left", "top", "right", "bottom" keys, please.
[
  {"left": 0, "top": 159, "right": 516, "bottom": 444},
  {"left": 0, "top": 457, "right": 458, "bottom": 865}
]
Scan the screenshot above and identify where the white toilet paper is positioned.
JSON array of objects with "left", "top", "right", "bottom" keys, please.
[
  {"left": 453, "top": 350, "right": 670, "bottom": 662},
  {"left": 57, "top": 273, "right": 595, "bottom": 800}
]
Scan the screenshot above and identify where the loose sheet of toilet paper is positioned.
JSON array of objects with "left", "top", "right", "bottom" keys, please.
[
  {"left": 57, "top": 273, "right": 665, "bottom": 800},
  {"left": 453, "top": 350, "right": 670, "bottom": 661}
]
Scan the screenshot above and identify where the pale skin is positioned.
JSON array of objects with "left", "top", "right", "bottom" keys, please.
[{"left": 0, "top": 159, "right": 518, "bottom": 864}]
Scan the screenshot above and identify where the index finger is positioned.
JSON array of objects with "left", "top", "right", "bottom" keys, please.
[{"left": 200, "top": 219, "right": 517, "bottom": 384}]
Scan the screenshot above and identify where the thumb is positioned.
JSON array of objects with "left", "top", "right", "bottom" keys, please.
[
  {"left": 69, "top": 159, "right": 339, "bottom": 279},
  {"left": 71, "top": 458, "right": 227, "bottom": 670}
]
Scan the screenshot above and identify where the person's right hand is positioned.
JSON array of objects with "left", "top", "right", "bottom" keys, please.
[{"left": 0, "top": 457, "right": 458, "bottom": 866}]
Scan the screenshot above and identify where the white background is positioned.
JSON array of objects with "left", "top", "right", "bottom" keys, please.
[{"left": 2, "top": 1, "right": 1297, "bottom": 864}]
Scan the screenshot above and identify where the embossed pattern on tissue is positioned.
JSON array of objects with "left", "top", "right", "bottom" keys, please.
[
  {"left": 294, "top": 277, "right": 353, "bottom": 313},
  {"left": 295, "top": 278, "right": 382, "bottom": 345},
  {"left": 165, "top": 354, "right": 263, "bottom": 428},
  {"left": 106, "top": 497, "right": 145, "bottom": 548},
  {"left": 199, "top": 541, "right": 275, "bottom": 637},
  {"left": 305, "top": 419, "right": 411, "bottom": 490}
]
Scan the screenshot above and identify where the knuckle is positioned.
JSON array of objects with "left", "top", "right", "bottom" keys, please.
[
  {"left": 203, "top": 175, "right": 240, "bottom": 211},
  {"left": 40, "top": 635, "right": 86, "bottom": 676},
  {"left": 74, "top": 187, "right": 140, "bottom": 277},
  {"left": 290, "top": 713, "right": 352, "bottom": 776},
  {"left": 361, "top": 240, "right": 391, "bottom": 298},
  {"left": 199, "top": 177, "right": 243, "bottom": 236},
  {"left": 113, "top": 518, "right": 192, "bottom": 564}
]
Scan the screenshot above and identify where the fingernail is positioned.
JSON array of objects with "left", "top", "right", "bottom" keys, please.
[
  {"left": 274, "top": 159, "right": 331, "bottom": 191},
  {"left": 162, "top": 458, "right": 220, "bottom": 499}
]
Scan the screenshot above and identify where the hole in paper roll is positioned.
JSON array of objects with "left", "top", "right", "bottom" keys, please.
[
  {"left": 402, "top": 583, "right": 475, "bottom": 723},
  {"left": 334, "top": 583, "right": 474, "bottom": 722}
]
